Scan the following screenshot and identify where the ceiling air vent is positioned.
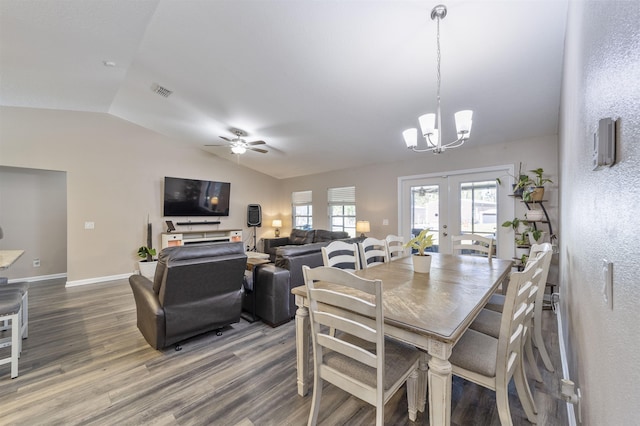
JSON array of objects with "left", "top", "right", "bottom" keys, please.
[{"left": 151, "top": 83, "right": 173, "bottom": 98}]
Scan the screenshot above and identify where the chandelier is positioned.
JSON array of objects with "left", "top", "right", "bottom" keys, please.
[{"left": 403, "top": 4, "right": 473, "bottom": 154}]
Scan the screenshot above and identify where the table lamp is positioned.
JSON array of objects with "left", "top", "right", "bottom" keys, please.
[
  {"left": 356, "top": 221, "right": 370, "bottom": 238},
  {"left": 272, "top": 219, "right": 282, "bottom": 237}
]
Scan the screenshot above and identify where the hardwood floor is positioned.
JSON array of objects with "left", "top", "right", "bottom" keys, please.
[{"left": 0, "top": 277, "right": 568, "bottom": 425}]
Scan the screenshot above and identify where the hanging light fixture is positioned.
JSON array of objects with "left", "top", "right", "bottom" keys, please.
[{"left": 403, "top": 4, "right": 473, "bottom": 154}]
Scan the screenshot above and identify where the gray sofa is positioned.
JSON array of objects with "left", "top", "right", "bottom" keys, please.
[
  {"left": 129, "top": 242, "right": 247, "bottom": 350},
  {"left": 247, "top": 232, "right": 362, "bottom": 326},
  {"left": 262, "top": 228, "right": 350, "bottom": 262}
]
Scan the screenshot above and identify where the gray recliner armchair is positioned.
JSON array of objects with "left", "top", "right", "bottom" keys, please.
[{"left": 129, "top": 242, "right": 247, "bottom": 350}]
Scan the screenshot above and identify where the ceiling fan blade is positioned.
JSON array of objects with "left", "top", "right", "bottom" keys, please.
[
  {"left": 249, "top": 147, "right": 268, "bottom": 154},
  {"left": 219, "top": 136, "right": 232, "bottom": 142},
  {"left": 204, "top": 143, "right": 227, "bottom": 147},
  {"left": 247, "top": 140, "right": 266, "bottom": 146}
]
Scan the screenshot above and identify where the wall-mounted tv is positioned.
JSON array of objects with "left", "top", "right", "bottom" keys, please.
[{"left": 163, "top": 176, "right": 231, "bottom": 217}]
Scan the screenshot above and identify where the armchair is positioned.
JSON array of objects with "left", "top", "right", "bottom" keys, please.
[{"left": 129, "top": 242, "right": 247, "bottom": 350}]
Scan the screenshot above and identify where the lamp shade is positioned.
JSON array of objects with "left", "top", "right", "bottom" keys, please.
[
  {"left": 231, "top": 145, "right": 246, "bottom": 154},
  {"left": 356, "top": 221, "right": 370, "bottom": 234},
  {"left": 419, "top": 113, "right": 436, "bottom": 136},
  {"left": 271, "top": 219, "right": 282, "bottom": 228},
  {"left": 402, "top": 128, "right": 418, "bottom": 148},
  {"left": 454, "top": 110, "right": 473, "bottom": 137}
]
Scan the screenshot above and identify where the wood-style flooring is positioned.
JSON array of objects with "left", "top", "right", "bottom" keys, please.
[{"left": 0, "top": 277, "right": 568, "bottom": 425}]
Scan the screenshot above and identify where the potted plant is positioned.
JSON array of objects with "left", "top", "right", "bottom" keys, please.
[
  {"left": 404, "top": 228, "right": 434, "bottom": 273},
  {"left": 137, "top": 246, "right": 158, "bottom": 280},
  {"left": 523, "top": 168, "right": 553, "bottom": 201},
  {"left": 526, "top": 227, "right": 546, "bottom": 245},
  {"left": 496, "top": 162, "right": 530, "bottom": 196}
]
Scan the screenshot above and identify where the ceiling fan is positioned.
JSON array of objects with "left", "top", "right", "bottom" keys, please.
[{"left": 206, "top": 128, "right": 268, "bottom": 155}]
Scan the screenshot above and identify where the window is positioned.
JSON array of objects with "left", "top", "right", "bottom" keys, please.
[
  {"left": 292, "top": 190, "right": 312, "bottom": 230},
  {"left": 328, "top": 186, "right": 356, "bottom": 237},
  {"left": 459, "top": 180, "right": 497, "bottom": 238}
]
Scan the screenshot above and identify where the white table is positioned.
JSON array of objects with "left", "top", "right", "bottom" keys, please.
[{"left": 292, "top": 253, "right": 512, "bottom": 426}]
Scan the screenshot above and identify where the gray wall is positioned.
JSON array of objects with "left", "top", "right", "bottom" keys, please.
[
  {"left": 0, "top": 166, "right": 67, "bottom": 279},
  {"left": 0, "top": 107, "right": 281, "bottom": 283},
  {"left": 559, "top": 1, "right": 640, "bottom": 423}
]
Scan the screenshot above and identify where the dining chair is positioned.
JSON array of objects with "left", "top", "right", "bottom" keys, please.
[
  {"left": 0, "top": 282, "right": 29, "bottom": 339},
  {"left": 385, "top": 234, "right": 407, "bottom": 261},
  {"left": 0, "top": 290, "right": 23, "bottom": 378},
  {"left": 451, "top": 234, "right": 494, "bottom": 258},
  {"left": 321, "top": 241, "right": 360, "bottom": 271},
  {"left": 448, "top": 256, "right": 543, "bottom": 426},
  {"left": 358, "top": 237, "right": 389, "bottom": 269},
  {"left": 484, "top": 243, "right": 555, "bottom": 376},
  {"left": 302, "top": 265, "right": 422, "bottom": 425},
  {"left": 468, "top": 249, "right": 551, "bottom": 419}
]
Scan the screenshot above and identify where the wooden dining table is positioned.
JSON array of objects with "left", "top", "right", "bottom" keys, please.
[{"left": 291, "top": 252, "right": 512, "bottom": 426}]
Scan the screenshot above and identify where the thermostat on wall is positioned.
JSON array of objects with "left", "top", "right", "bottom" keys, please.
[{"left": 592, "top": 117, "right": 616, "bottom": 170}]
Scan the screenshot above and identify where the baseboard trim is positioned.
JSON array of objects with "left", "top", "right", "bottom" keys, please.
[
  {"left": 7, "top": 273, "right": 67, "bottom": 283},
  {"left": 65, "top": 272, "right": 135, "bottom": 287},
  {"left": 557, "top": 306, "right": 578, "bottom": 426}
]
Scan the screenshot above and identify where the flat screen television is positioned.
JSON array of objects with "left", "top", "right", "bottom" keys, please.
[{"left": 163, "top": 176, "right": 231, "bottom": 217}]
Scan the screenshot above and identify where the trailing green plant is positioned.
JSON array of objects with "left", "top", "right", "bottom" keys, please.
[
  {"left": 495, "top": 162, "right": 530, "bottom": 192},
  {"left": 528, "top": 228, "right": 544, "bottom": 241},
  {"left": 137, "top": 246, "right": 157, "bottom": 263},
  {"left": 501, "top": 217, "right": 528, "bottom": 231},
  {"left": 404, "top": 228, "right": 434, "bottom": 256}
]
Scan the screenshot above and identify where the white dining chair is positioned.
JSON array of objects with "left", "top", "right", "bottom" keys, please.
[
  {"left": 385, "top": 235, "right": 407, "bottom": 261},
  {"left": 451, "top": 234, "right": 494, "bottom": 258},
  {"left": 484, "top": 243, "right": 555, "bottom": 376},
  {"left": 448, "top": 256, "right": 543, "bottom": 426},
  {"left": 0, "top": 290, "right": 23, "bottom": 378},
  {"left": 359, "top": 237, "right": 389, "bottom": 269},
  {"left": 302, "top": 265, "right": 423, "bottom": 425},
  {"left": 321, "top": 241, "right": 360, "bottom": 271}
]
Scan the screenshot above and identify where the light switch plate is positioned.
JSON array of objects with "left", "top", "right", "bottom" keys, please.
[
  {"left": 602, "top": 259, "right": 613, "bottom": 309},
  {"left": 84, "top": 221, "right": 95, "bottom": 230}
]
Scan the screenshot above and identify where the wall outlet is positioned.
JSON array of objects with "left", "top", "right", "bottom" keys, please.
[
  {"left": 33, "top": 258, "right": 40, "bottom": 267},
  {"left": 382, "top": 219, "right": 389, "bottom": 226}
]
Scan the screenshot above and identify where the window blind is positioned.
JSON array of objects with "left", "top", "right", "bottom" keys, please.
[
  {"left": 328, "top": 186, "right": 355, "bottom": 203},
  {"left": 292, "top": 190, "right": 312, "bottom": 204}
]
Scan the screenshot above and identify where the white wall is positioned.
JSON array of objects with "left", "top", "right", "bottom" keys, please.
[
  {"left": 0, "top": 106, "right": 281, "bottom": 282},
  {"left": 0, "top": 166, "right": 67, "bottom": 279},
  {"left": 279, "top": 134, "right": 558, "bottom": 266},
  {"left": 559, "top": 1, "right": 640, "bottom": 423}
]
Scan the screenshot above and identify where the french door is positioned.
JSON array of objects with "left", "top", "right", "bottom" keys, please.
[{"left": 399, "top": 166, "right": 514, "bottom": 259}]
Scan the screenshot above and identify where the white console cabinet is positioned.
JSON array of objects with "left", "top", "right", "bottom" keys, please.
[{"left": 161, "top": 229, "right": 242, "bottom": 249}]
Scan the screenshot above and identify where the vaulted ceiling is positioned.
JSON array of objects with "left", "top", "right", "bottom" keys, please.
[{"left": 0, "top": 0, "right": 567, "bottom": 179}]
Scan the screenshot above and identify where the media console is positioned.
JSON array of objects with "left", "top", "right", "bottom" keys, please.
[{"left": 161, "top": 229, "right": 242, "bottom": 249}]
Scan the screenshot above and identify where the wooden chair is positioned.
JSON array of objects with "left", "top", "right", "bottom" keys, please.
[
  {"left": 0, "top": 290, "right": 23, "bottom": 378},
  {"left": 484, "top": 243, "right": 555, "bottom": 376},
  {"left": 451, "top": 234, "right": 494, "bottom": 258},
  {"left": 0, "top": 282, "right": 29, "bottom": 339},
  {"left": 302, "top": 265, "right": 422, "bottom": 425},
  {"left": 385, "top": 235, "right": 407, "bottom": 261},
  {"left": 321, "top": 241, "right": 360, "bottom": 271},
  {"left": 358, "top": 237, "right": 389, "bottom": 269},
  {"left": 448, "top": 256, "right": 543, "bottom": 426}
]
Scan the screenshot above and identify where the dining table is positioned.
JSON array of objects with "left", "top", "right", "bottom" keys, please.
[{"left": 291, "top": 252, "right": 512, "bottom": 426}]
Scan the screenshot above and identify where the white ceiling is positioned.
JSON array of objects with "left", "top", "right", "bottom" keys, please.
[{"left": 0, "top": 0, "right": 568, "bottom": 179}]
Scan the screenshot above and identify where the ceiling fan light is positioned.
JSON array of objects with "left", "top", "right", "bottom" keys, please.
[
  {"left": 418, "top": 113, "right": 436, "bottom": 136},
  {"left": 231, "top": 145, "right": 246, "bottom": 154},
  {"left": 403, "top": 128, "right": 418, "bottom": 148}
]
